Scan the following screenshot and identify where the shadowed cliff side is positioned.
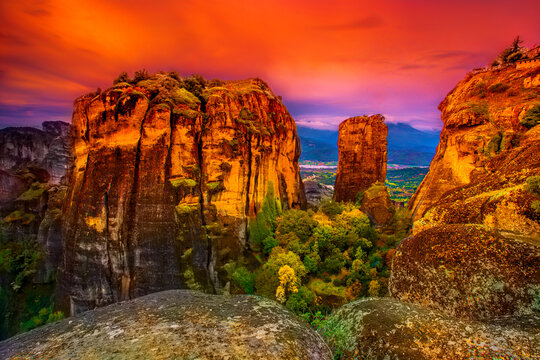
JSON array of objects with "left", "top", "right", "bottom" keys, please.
[{"left": 57, "top": 74, "right": 306, "bottom": 314}]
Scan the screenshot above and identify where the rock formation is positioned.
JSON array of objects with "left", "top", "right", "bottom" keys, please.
[
  {"left": 389, "top": 224, "right": 540, "bottom": 320},
  {"left": 0, "top": 121, "right": 70, "bottom": 185},
  {"left": 409, "top": 65, "right": 540, "bottom": 222},
  {"left": 303, "top": 179, "right": 332, "bottom": 208},
  {"left": 58, "top": 74, "right": 305, "bottom": 314},
  {"left": 0, "top": 290, "right": 332, "bottom": 360},
  {"left": 327, "top": 298, "right": 539, "bottom": 359},
  {"left": 333, "top": 115, "right": 388, "bottom": 203},
  {"left": 359, "top": 183, "right": 393, "bottom": 225}
]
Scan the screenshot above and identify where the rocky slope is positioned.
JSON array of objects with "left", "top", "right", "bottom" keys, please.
[
  {"left": 409, "top": 65, "right": 540, "bottom": 222},
  {"left": 333, "top": 115, "right": 388, "bottom": 203},
  {"left": 58, "top": 74, "right": 306, "bottom": 314},
  {"left": 0, "top": 290, "right": 332, "bottom": 360}
]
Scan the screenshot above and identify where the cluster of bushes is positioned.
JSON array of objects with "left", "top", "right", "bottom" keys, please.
[
  {"left": 228, "top": 183, "right": 411, "bottom": 320},
  {"left": 520, "top": 104, "right": 540, "bottom": 129},
  {"left": 491, "top": 36, "right": 526, "bottom": 66}
]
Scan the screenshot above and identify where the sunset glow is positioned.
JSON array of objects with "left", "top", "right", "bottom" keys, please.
[{"left": 1, "top": 0, "right": 539, "bottom": 129}]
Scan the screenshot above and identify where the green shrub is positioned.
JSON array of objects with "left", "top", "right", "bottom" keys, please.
[
  {"left": 170, "top": 178, "right": 197, "bottom": 188},
  {"left": 488, "top": 83, "right": 510, "bottom": 93},
  {"left": 19, "top": 306, "right": 64, "bottom": 333},
  {"left": 355, "top": 191, "right": 364, "bottom": 207},
  {"left": 133, "top": 69, "right": 151, "bottom": 83},
  {"left": 276, "top": 210, "right": 317, "bottom": 242},
  {"left": 525, "top": 176, "right": 540, "bottom": 196},
  {"left": 262, "top": 235, "right": 278, "bottom": 255},
  {"left": 520, "top": 104, "right": 540, "bottom": 129},
  {"left": 531, "top": 200, "right": 540, "bottom": 215},
  {"left": 286, "top": 286, "right": 315, "bottom": 314},
  {"left": 320, "top": 200, "right": 343, "bottom": 219},
  {"left": 485, "top": 132, "right": 503, "bottom": 155},
  {"left": 232, "top": 267, "right": 255, "bottom": 294}
]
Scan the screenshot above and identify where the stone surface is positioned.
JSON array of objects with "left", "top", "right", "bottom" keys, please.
[
  {"left": 0, "top": 121, "right": 70, "bottom": 185},
  {"left": 333, "top": 115, "right": 387, "bottom": 203},
  {"left": 360, "top": 183, "right": 393, "bottom": 225},
  {"left": 409, "top": 65, "right": 540, "bottom": 221},
  {"left": 389, "top": 224, "right": 540, "bottom": 320},
  {"left": 0, "top": 290, "right": 332, "bottom": 360},
  {"left": 303, "top": 179, "right": 332, "bottom": 208},
  {"left": 328, "top": 297, "right": 540, "bottom": 360},
  {"left": 58, "top": 75, "right": 306, "bottom": 314}
]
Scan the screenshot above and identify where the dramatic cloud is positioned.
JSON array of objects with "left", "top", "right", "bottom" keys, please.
[{"left": 1, "top": 0, "right": 539, "bottom": 130}]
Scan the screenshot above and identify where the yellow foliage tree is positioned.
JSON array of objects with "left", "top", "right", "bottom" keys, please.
[
  {"left": 368, "top": 280, "right": 380, "bottom": 297},
  {"left": 276, "top": 265, "right": 298, "bottom": 303}
]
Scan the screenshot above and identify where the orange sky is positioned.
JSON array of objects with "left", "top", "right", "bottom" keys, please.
[{"left": 1, "top": 0, "right": 539, "bottom": 130}]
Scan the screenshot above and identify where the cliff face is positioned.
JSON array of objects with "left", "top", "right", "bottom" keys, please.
[
  {"left": 58, "top": 75, "right": 305, "bottom": 313},
  {"left": 0, "top": 121, "right": 70, "bottom": 185},
  {"left": 333, "top": 115, "right": 388, "bottom": 203},
  {"left": 409, "top": 66, "right": 540, "bottom": 221}
]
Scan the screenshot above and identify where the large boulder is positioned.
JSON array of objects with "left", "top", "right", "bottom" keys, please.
[
  {"left": 360, "top": 183, "right": 393, "bottom": 225},
  {"left": 0, "top": 290, "right": 332, "bottom": 360},
  {"left": 303, "top": 179, "right": 332, "bottom": 208},
  {"left": 389, "top": 224, "right": 540, "bottom": 320},
  {"left": 327, "top": 297, "right": 540, "bottom": 359}
]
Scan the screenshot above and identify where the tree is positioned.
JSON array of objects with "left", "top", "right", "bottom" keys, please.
[
  {"left": 276, "top": 265, "right": 298, "bottom": 303},
  {"left": 262, "top": 235, "right": 278, "bottom": 255},
  {"left": 276, "top": 210, "right": 317, "bottom": 242},
  {"left": 133, "top": 69, "right": 151, "bottom": 83},
  {"left": 286, "top": 286, "right": 315, "bottom": 314},
  {"left": 113, "top": 71, "right": 130, "bottom": 84},
  {"left": 232, "top": 266, "right": 255, "bottom": 294},
  {"left": 368, "top": 280, "right": 381, "bottom": 297}
]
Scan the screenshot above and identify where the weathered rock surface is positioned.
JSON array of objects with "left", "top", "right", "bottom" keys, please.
[
  {"left": 360, "top": 183, "right": 393, "bottom": 225},
  {"left": 409, "top": 65, "right": 540, "bottom": 222},
  {"left": 303, "top": 179, "right": 332, "bottom": 208},
  {"left": 0, "top": 290, "right": 332, "bottom": 360},
  {"left": 0, "top": 121, "right": 70, "bottom": 185},
  {"left": 58, "top": 75, "right": 306, "bottom": 314},
  {"left": 333, "top": 115, "right": 387, "bottom": 203},
  {"left": 328, "top": 297, "right": 540, "bottom": 360},
  {"left": 390, "top": 224, "right": 540, "bottom": 320}
]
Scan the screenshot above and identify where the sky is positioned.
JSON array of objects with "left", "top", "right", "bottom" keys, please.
[{"left": 0, "top": 0, "right": 539, "bottom": 131}]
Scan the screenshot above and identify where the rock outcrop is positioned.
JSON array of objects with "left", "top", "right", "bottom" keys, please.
[
  {"left": 409, "top": 65, "right": 540, "bottom": 222},
  {"left": 389, "top": 224, "right": 540, "bottom": 320},
  {"left": 333, "top": 115, "right": 387, "bottom": 203},
  {"left": 303, "top": 179, "right": 332, "bottom": 208},
  {"left": 0, "top": 290, "right": 332, "bottom": 360},
  {"left": 0, "top": 121, "right": 70, "bottom": 185},
  {"left": 327, "top": 297, "right": 540, "bottom": 359},
  {"left": 58, "top": 74, "right": 306, "bottom": 314},
  {"left": 359, "top": 183, "right": 393, "bottom": 225}
]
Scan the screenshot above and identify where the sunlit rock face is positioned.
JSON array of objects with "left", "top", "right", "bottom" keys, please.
[
  {"left": 333, "top": 115, "right": 387, "bottom": 203},
  {"left": 327, "top": 297, "right": 540, "bottom": 359},
  {"left": 0, "top": 290, "right": 333, "bottom": 360},
  {"left": 409, "top": 65, "right": 540, "bottom": 223},
  {"left": 57, "top": 75, "right": 305, "bottom": 314}
]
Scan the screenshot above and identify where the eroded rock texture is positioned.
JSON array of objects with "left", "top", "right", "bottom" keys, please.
[
  {"left": 328, "top": 297, "right": 539, "bottom": 360},
  {"left": 333, "top": 115, "right": 387, "bottom": 203},
  {"left": 0, "top": 290, "right": 332, "bottom": 360},
  {"left": 0, "top": 121, "right": 70, "bottom": 185},
  {"left": 409, "top": 66, "right": 540, "bottom": 223},
  {"left": 303, "top": 179, "right": 332, "bottom": 208},
  {"left": 58, "top": 75, "right": 305, "bottom": 314},
  {"left": 389, "top": 224, "right": 540, "bottom": 320}
]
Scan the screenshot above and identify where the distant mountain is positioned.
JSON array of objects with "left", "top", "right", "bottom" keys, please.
[{"left": 297, "top": 123, "right": 440, "bottom": 166}]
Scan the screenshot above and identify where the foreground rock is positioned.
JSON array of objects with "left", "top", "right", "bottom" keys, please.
[
  {"left": 0, "top": 290, "right": 332, "bottom": 360},
  {"left": 333, "top": 115, "right": 388, "bottom": 203},
  {"left": 328, "top": 297, "right": 539, "bottom": 360},
  {"left": 59, "top": 74, "right": 306, "bottom": 313},
  {"left": 390, "top": 224, "right": 540, "bottom": 320}
]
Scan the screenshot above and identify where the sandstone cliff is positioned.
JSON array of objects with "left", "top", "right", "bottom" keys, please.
[
  {"left": 58, "top": 74, "right": 305, "bottom": 314},
  {"left": 333, "top": 115, "right": 387, "bottom": 203},
  {"left": 409, "top": 65, "right": 540, "bottom": 222}
]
